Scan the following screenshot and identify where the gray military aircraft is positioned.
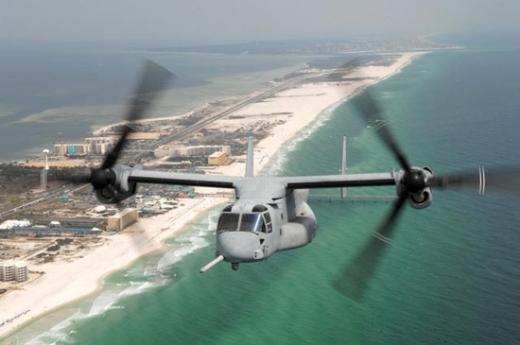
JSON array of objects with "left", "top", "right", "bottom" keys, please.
[{"left": 76, "top": 60, "right": 519, "bottom": 298}]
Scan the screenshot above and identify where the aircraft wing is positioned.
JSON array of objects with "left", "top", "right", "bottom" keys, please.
[
  {"left": 127, "top": 169, "right": 396, "bottom": 190},
  {"left": 280, "top": 172, "right": 396, "bottom": 189},
  {"left": 128, "top": 169, "right": 239, "bottom": 189}
]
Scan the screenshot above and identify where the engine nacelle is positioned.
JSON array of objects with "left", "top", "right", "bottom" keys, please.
[
  {"left": 95, "top": 185, "right": 138, "bottom": 204},
  {"left": 406, "top": 166, "right": 434, "bottom": 209},
  {"left": 278, "top": 217, "right": 317, "bottom": 251},
  {"left": 408, "top": 187, "right": 433, "bottom": 209},
  {"left": 94, "top": 164, "right": 141, "bottom": 204}
]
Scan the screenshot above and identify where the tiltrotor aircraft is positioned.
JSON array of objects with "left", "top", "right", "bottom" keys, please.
[{"left": 75, "top": 60, "right": 519, "bottom": 298}]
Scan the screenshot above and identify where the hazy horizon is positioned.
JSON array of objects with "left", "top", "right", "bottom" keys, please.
[{"left": 2, "top": 1, "right": 520, "bottom": 46}]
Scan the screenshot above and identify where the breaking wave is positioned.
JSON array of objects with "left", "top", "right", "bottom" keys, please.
[{"left": 22, "top": 207, "right": 221, "bottom": 344}]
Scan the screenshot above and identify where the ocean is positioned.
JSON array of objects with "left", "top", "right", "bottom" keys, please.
[
  {"left": 0, "top": 44, "right": 311, "bottom": 161},
  {"left": 3, "top": 34, "right": 520, "bottom": 344}
]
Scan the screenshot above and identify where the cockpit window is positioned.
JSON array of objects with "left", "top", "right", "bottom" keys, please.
[
  {"left": 217, "top": 212, "right": 269, "bottom": 233},
  {"left": 217, "top": 213, "right": 240, "bottom": 231},
  {"left": 252, "top": 205, "right": 268, "bottom": 212},
  {"left": 239, "top": 214, "right": 266, "bottom": 232}
]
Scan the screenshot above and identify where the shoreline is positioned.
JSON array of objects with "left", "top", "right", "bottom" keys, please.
[
  {"left": 0, "top": 51, "right": 427, "bottom": 339},
  {"left": 0, "top": 196, "right": 230, "bottom": 339}
]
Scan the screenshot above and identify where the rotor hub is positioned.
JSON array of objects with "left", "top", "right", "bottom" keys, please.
[
  {"left": 90, "top": 168, "right": 114, "bottom": 190},
  {"left": 402, "top": 169, "right": 427, "bottom": 194}
]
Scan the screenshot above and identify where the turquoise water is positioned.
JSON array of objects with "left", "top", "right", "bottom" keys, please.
[{"left": 4, "top": 41, "right": 520, "bottom": 344}]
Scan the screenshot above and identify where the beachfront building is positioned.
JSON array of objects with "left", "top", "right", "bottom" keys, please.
[
  {"left": 107, "top": 208, "right": 139, "bottom": 232},
  {"left": 154, "top": 145, "right": 232, "bottom": 159},
  {"left": 14, "top": 261, "right": 28, "bottom": 282},
  {"left": 208, "top": 151, "right": 227, "bottom": 165},
  {"left": 53, "top": 143, "right": 68, "bottom": 155},
  {"left": 85, "top": 136, "right": 116, "bottom": 155},
  {"left": 0, "top": 260, "right": 28, "bottom": 282},
  {"left": 0, "top": 260, "right": 15, "bottom": 282},
  {"left": 53, "top": 143, "right": 90, "bottom": 157}
]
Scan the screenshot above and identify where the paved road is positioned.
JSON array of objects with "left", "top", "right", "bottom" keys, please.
[
  {"left": 0, "top": 185, "right": 72, "bottom": 219},
  {"left": 154, "top": 70, "right": 329, "bottom": 148}
]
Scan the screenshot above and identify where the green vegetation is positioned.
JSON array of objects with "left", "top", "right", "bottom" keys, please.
[
  {"left": 56, "top": 238, "right": 73, "bottom": 246},
  {"left": 43, "top": 255, "right": 55, "bottom": 263},
  {"left": 46, "top": 244, "right": 60, "bottom": 252}
]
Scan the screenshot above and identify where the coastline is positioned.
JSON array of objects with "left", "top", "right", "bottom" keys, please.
[{"left": 0, "top": 51, "right": 426, "bottom": 339}]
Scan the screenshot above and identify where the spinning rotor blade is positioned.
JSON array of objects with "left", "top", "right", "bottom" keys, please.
[
  {"left": 67, "top": 173, "right": 91, "bottom": 184},
  {"left": 330, "top": 84, "right": 415, "bottom": 300},
  {"left": 333, "top": 61, "right": 520, "bottom": 300},
  {"left": 333, "top": 193, "right": 407, "bottom": 300},
  {"left": 59, "top": 60, "right": 174, "bottom": 189},
  {"left": 371, "top": 193, "right": 408, "bottom": 244},
  {"left": 101, "top": 60, "right": 174, "bottom": 170},
  {"left": 351, "top": 90, "right": 411, "bottom": 172},
  {"left": 429, "top": 166, "right": 520, "bottom": 196},
  {"left": 335, "top": 165, "right": 520, "bottom": 300}
]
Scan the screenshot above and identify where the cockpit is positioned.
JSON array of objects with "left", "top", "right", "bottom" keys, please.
[{"left": 217, "top": 205, "right": 273, "bottom": 233}]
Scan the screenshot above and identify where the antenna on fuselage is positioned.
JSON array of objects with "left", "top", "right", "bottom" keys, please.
[
  {"left": 341, "top": 134, "right": 348, "bottom": 199},
  {"left": 245, "top": 135, "right": 254, "bottom": 177}
]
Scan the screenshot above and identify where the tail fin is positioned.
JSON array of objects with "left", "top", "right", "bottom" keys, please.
[{"left": 245, "top": 136, "right": 254, "bottom": 177}]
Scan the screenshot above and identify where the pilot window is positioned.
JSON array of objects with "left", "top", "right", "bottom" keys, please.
[
  {"left": 217, "top": 213, "right": 240, "bottom": 232},
  {"left": 217, "top": 212, "right": 269, "bottom": 233},
  {"left": 239, "top": 214, "right": 266, "bottom": 233},
  {"left": 263, "top": 212, "right": 272, "bottom": 233}
]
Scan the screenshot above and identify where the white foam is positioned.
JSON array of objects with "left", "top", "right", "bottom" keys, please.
[
  {"left": 124, "top": 265, "right": 146, "bottom": 278},
  {"left": 190, "top": 236, "right": 208, "bottom": 244},
  {"left": 25, "top": 309, "right": 90, "bottom": 345},
  {"left": 25, "top": 205, "right": 221, "bottom": 344},
  {"left": 87, "top": 290, "right": 120, "bottom": 317},
  {"left": 118, "top": 283, "right": 144, "bottom": 298},
  {"left": 157, "top": 251, "right": 183, "bottom": 271}
]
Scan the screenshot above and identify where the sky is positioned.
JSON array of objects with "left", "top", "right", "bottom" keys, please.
[{"left": 1, "top": 0, "right": 520, "bottom": 46}]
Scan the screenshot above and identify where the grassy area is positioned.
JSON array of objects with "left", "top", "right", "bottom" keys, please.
[{"left": 0, "top": 195, "right": 35, "bottom": 213}]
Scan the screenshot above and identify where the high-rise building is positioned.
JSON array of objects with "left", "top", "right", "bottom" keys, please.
[
  {"left": 0, "top": 260, "right": 29, "bottom": 282},
  {"left": 14, "top": 261, "right": 28, "bottom": 282},
  {"left": 107, "top": 208, "right": 139, "bottom": 232},
  {"left": 0, "top": 260, "right": 14, "bottom": 282}
]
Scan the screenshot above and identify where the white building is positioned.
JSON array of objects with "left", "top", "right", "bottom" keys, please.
[
  {"left": 0, "top": 260, "right": 29, "bottom": 282},
  {"left": 85, "top": 137, "right": 117, "bottom": 154},
  {"left": 154, "top": 145, "right": 231, "bottom": 158},
  {"left": 0, "top": 260, "right": 14, "bottom": 282},
  {"left": 14, "top": 261, "right": 28, "bottom": 282},
  {"left": 0, "top": 220, "right": 31, "bottom": 230},
  {"left": 107, "top": 208, "right": 139, "bottom": 232}
]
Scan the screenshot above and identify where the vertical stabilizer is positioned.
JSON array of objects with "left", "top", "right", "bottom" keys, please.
[
  {"left": 245, "top": 136, "right": 254, "bottom": 177},
  {"left": 341, "top": 135, "right": 348, "bottom": 198}
]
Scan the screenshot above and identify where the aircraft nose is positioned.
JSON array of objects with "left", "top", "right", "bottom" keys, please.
[{"left": 217, "top": 231, "right": 264, "bottom": 262}]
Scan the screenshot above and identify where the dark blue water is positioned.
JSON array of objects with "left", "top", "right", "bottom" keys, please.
[{"left": 4, "top": 36, "right": 520, "bottom": 344}]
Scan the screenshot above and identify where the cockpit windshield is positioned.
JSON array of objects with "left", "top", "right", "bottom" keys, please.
[
  {"left": 217, "top": 213, "right": 240, "bottom": 231},
  {"left": 240, "top": 214, "right": 265, "bottom": 232},
  {"left": 217, "top": 213, "right": 267, "bottom": 233}
]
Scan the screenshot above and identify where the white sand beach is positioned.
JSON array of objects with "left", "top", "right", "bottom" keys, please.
[{"left": 0, "top": 52, "right": 426, "bottom": 337}]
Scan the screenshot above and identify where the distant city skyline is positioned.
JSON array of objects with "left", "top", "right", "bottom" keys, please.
[{"left": 1, "top": 1, "right": 520, "bottom": 46}]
